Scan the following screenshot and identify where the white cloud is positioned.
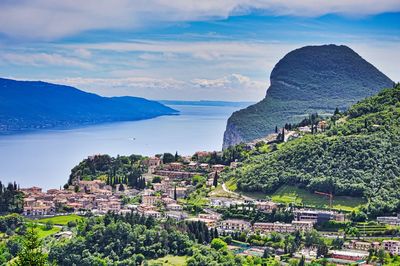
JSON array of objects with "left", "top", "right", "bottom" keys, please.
[
  {"left": 192, "top": 73, "right": 264, "bottom": 91},
  {"left": 44, "top": 73, "right": 266, "bottom": 101},
  {"left": 74, "top": 48, "right": 92, "bottom": 59},
  {"left": 0, "top": 52, "right": 93, "bottom": 69},
  {"left": 0, "top": 0, "right": 399, "bottom": 40}
]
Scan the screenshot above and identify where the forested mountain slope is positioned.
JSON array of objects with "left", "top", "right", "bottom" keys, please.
[
  {"left": 225, "top": 85, "right": 400, "bottom": 216},
  {"left": 223, "top": 45, "right": 393, "bottom": 148}
]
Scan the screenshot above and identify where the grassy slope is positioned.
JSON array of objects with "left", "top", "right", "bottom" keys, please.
[
  {"left": 35, "top": 226, "right": 61, "bottom": 238},
  {"left": 269, "top": 185, "right": 366, "bottom": 211},
  {"left": 35, "top": 214, "right": 83, "bottom": 225},
  {"left": 147, "top": 255, "right": 187, "bottom": 266}
]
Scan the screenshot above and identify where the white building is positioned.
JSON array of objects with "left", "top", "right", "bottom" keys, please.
[{"left": 219, "top": 219, "right": 251, "bottom": 232}]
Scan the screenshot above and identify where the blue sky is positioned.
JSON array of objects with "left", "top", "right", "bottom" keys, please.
[{"left": 0, "top": 1, "right": 399, "bottom": 101}]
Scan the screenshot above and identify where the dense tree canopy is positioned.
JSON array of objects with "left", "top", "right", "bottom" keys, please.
[{"left": 225, "top": 85, "right": 400, "bottom": 217}]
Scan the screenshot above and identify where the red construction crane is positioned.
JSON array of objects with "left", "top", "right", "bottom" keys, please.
[{"left": 314, "top": 191, "right": 333, "bottom": 209}]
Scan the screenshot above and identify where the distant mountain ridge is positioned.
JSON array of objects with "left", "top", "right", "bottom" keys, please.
[
  {"left": 0, "top": 78, "right": 177, "bottom": 133},
  {"left": 223, "top": 44, "right": 393, "bottom": 148}
]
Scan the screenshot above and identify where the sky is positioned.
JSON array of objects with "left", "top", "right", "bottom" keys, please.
[{"left": 0, "top": 1, "right": 399, "bottom": 101}]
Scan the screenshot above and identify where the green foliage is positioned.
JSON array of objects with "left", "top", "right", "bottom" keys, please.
[
  {"left": 226, "top": 86, "right": 400, "bottom": 217},
  {"left": 0, "top": 213, "right": 25, "bottom": 234},
  {"left": 163, "top": 153, "right": 175, "bottom": 164},
  {"left": 222, "top": 204, "right": 293, "bottom": 224},
  {"left": 69, "top": 154, "right": 148, "bottom": 190},
  {"left": 48, "top": 212, "right": 191, "bottom": 265},
  {"left": 210, "top": 238, "right": 227, "bottom": 250},
  {"left": 152, "top": 176, "right": 162, "bottom": 183},
  {"left": 12, "top": 227, "right": 47, "bottom": 266},
  {"left": 0, "top": 181, "right": 23, "bottom": 214}
]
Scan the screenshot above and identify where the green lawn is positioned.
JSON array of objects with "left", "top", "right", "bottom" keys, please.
[
  {"left": 225, "top": 179, "right": 237, "bottom": 191},
  {"left": 269, "top": 185, "right": 367, "bottom": 211},
  {"left": 35, "top": 226, "right": 61, "bottom": 238},
  {"left": 209, "top": 184, "right": 239, "bottom": 199},
  {"left": 227, "top": 182, "right": 366, "bottom": 211},
  {"left": 36, "top": 214, "right": 83, "bottom": 226},
  {"left": 147, "top": 255, "right": 187, "bottom": 266}
]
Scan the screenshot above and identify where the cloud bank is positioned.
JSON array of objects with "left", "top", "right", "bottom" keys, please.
[{"left": 0, "top": 0, "right": 399, "bottom": 40}]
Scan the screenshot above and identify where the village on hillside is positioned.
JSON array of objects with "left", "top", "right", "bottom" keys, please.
[{"left": 19, "top": 137, "right": 400, "bottom": 264}]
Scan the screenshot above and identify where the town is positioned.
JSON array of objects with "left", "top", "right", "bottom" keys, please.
[{"left": 16, "top": 148, "right": 400, "bottom": 265}]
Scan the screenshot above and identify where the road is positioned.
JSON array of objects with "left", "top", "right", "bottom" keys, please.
[{"left": 221, "top": 182, "right": 254, "bottom": 201}]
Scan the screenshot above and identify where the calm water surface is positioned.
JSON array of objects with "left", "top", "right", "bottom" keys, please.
[{"left": 0, "top": 105, "right": 239, "bottom": 189}]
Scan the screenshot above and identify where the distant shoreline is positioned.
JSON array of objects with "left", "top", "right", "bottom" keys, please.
[{"left": 160, "top": 100, "right": 255, "bottom": 108}]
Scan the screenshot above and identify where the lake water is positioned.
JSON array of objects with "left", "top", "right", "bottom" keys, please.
[{"left": 0, "top": 104, "right": 241, "bottom": 190}]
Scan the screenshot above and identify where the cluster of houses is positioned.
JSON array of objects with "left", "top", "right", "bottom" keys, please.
[
  {"left": 343, "top": 239, "right": 400, "bottom": 255},
  {"left": 21, "top": 180, "right": 127, "bottom": 216},
  {"left": 133, "top": 187, "right": 188, "bottom": 220}
]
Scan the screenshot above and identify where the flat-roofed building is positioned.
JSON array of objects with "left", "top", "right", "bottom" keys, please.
[
  {"left": 330, "top": 250, "right": 368, "bottom": 261},
  {"left": 377, "top": 215, "right": 400, "bottom": 226},
  {"left": 219, "top": 219, "right": 251, "bottom": 232},
  {"left": 383, "top": 240, "right": 400, "bottom": 255},
  {"left": 167, "top": 203, "right": 183, "bottom": 211},
  {"left": 142, "top": 195, "right": 159, "bottom": 206},
  {"left": 186, "top": 217, "right": 217, "bottom": 228}
]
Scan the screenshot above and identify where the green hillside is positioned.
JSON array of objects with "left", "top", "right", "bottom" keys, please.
[
  {"left": 225, "top": 84, "right": 400, "bottom": 217},
  {"left": 223, "top": 45, "right": 393, "bottom": 148}
]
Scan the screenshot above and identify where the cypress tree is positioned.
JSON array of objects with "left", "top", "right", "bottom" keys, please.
[
  {"left": 173, "top": 185, "right": 177, "bottom": 200},
  {"left": 214, "top": 228, "right": 218, "bottom": 239},
  {"left": 213, "top": 171, "right": 218, "bottom": 187}
]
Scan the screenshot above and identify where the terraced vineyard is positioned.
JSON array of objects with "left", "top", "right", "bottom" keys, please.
[{"left": 355, "top": 222, "right": 398, "bottom": 236}]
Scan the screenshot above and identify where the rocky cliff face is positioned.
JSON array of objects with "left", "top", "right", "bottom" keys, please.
[{"left": 223, "top": 44, "right": 393, "bottom": 149}]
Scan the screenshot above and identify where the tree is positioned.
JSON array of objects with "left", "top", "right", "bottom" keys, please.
[
  {"left": 263, "top": 248, "right": 271, "bottom": 258},
  {"left": 173, "top": 185, "right": 177, "bottom": 201},
  {"left": 45, "top": 221, "right": 53, "bottom": 230},
  {"left": 334, "top": 107, "right": 340, "bottom": 115},
  {"left": 210, "top": 238, "right": 227, "bottom": 250},
  {"left": 298, "top": 256, "right": 305, "bottom": 266},
  {"left": 377, "top": 249, "right": 385, "bottom": 264},
  {"left": 213, "top": 171, "right": 219, "bottom": 187},
  {"left": 152, "top": 176, "right": 161, "bottom": 183},
  {"left": 281, "top": 128, "right": 285, "bottom": 142},
  {"left": 317, "top": 242, "right": 329, "bottom": 258},
  {"left": 13, "top": 227, "right": 47, "bottom": 266},
  {"left": 163, "top": 153, "right": 175, "bottom": 164},
  {"left": 332, "top": 237, "right": 344, "bottom": 249}
]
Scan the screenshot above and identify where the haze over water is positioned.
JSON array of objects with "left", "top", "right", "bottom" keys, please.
[{"left": 0, "top": 104, "right": 241, "bottom": 190}]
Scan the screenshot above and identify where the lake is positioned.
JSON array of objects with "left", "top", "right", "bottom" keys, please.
[{"left": 0, "top": 104, "right": 242, "bottom": 190}]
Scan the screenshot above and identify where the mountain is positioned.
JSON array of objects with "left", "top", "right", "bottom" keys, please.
[
  {"left": 0, "top": 78, "right": 177, "bottom": 133},
  {"left": 223, "top": 44, "right": 393, "bottom": 148},
  {"left": 225, "top": 84, "right": 400, "bottom": 216}
]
